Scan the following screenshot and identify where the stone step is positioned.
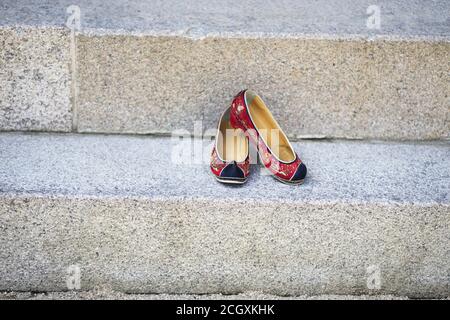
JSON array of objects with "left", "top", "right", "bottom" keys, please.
[
  {"left": 0, "top": 290, "right": 414, "bottom": 300},
  {"left": 0, "top": 132, "right": 449, "bottom": 297},
  {"left": 0, "top": 0, "right": 449, "bottom": 140}
]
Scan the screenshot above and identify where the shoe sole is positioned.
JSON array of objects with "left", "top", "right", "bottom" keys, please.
[
  {"left": 213, "top": 167, "right": 302, "bottom": 185},
  {"left": 214, "top": 176, "right": 248, "bottom": 185},
  {"left": 272, "top": 174, "right": 304, "bottom": 185},
  {"left": 258, "top": 153, "right": 305, "bottom": 185}
]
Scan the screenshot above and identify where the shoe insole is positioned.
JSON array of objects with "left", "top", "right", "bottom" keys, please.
[
  {"left": 246, "top": 92, "right": 295, "bottom": 162},
  {"left": 217, "top": 110, "right": 248, "bottom": 162}
]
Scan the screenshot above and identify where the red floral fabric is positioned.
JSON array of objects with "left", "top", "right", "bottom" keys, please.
[{"left": 210, "top": 145, "right": 250, "bottom": 178}]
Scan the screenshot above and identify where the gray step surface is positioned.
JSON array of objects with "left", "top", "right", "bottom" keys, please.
[
  {"left": 0, "top": 0, "right": 449, "bottom": 140},
  {"left": 1, "top": 0, "right": 449, "bottom": 38},
  {"left": 0, "top": 290, "right": 414, "bottom": 300},
  {"left": 0, "top": 132, "right": 449, "bottom": 297}
]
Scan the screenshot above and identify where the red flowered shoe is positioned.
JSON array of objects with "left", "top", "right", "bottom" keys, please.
[
  {"left": 210, "top": 107, "right": 250, "bottom": 184},
  {"left": 229, "top": 90, "right": 306, "bottom": 184}
]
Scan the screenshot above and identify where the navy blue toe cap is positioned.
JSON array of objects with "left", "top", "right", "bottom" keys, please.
[
  {"left": 220, "top": 161, "right": 245, "bottom": 179},
  {"left": 291, "top": 162, "right": 307, "bottom": 182}
]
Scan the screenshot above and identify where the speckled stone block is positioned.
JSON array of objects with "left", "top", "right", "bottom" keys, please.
[
  {"left": 0, "top": 291, "right": 415, "bottom": 300},
  {"left": 76, "top": 36, "right": 450, "bottom": 140},
  {"left": 1, "top": 196, "right": 448, "bottom": 297},
  {"left": 0, "top": 27, "right": 72, "bottom": 132},
  {"left": 0, "top": 133, "right": 449, "bottom": 297},
  {"left": 1, "top": 1, "right": 450, "bottom": 138}
]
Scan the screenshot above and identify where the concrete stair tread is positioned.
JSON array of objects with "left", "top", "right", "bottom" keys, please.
[
  {"left": 0, "top": 290, "right": 415, "bottom": 300},
  {"left": 0, "top": 132, "right": 449, "bottom": 205},
  {"left": 1, "top": 0, "right": 449, "bottom": 39}
]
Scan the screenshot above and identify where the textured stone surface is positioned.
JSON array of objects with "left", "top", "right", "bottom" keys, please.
[
  {"left": 0, "top": 290, "right": 412, "bottom": 300},
  {"left": 77, "top": 36, "right": 450, "bottom": 139},
  {"left": 0, "top": 27, "right": 72, "bottom": 132},
  {"left": 1, "top": 133, "right": 449, "bottom": 202},
  {"left": 1, "top": 0, "right": 449, "bottom": 38},
  {"left": 0, "top": 133, "right": 449, "bottom": 297},
  {"left": 0, "top": 1, "right": 449, "bottom": 138},
  {"left": 1, "top": 196, "right": 448, "bottom": 297}
]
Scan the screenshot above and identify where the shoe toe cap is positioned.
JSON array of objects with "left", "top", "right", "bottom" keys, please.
[
  {"left": 291, "top": 162, "right": 307, "bottom": 182},
  {"left": 220, "top": 162, "right": 245, "bottom": 179}
]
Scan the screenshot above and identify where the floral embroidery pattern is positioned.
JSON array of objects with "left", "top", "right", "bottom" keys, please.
[{"left": 210, "top": 140, "right": 250, "bottom": 178}]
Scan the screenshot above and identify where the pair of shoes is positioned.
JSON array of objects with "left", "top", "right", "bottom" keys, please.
[{"left": 210, "top": 90, "right": 307, "bottom": 185}]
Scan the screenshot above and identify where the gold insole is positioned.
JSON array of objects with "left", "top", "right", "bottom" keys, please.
[
  {"left": 217, "top": 111, "right": 248, "bottom": 162},
  {"left": 246, "top": 93, "right": 295, "bottom": 162}
]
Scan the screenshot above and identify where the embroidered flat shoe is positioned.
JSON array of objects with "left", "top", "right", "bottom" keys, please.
[
  {"left": 210, "top": 107, "right": 250, "bottom": 184},
  {"left": 229, "top": 90, "right": 306, "bottom": 185}
]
